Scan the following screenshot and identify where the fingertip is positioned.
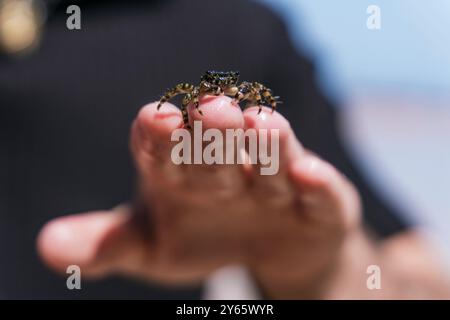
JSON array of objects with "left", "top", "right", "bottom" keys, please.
[
  {"left": 37, "top": 217, "right": 87, "bottom": 273},
  {"left": 243, "top": 106, "right": 290, "bottom": 128},
  {"left": 290, "top": 155, "right": 335, "bottom": 191},
  {"left": 290, "top": 155, "right": 361, "bottom": 230},
  {"left": 37, "top": 212, "right": 126, "bottom": 275},
  {"left": 243, "top": 106, "right": 291, "bottom": 143},
  {"left": 244, "top": 106, "right": 302, "bottom": 170},
  {"left": 189, "top": 95, "right": 244, "bottom": 130},
  {"left": 136, "top": 102, "right": 183, "bottom": 139}
]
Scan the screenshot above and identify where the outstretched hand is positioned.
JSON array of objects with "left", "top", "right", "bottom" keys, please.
[{"left": 38, "top": 95, "right": 362, "bottom": 298}]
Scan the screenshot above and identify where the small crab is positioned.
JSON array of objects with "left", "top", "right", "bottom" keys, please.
[{"left": 157, "top": 70, "right": 281, "bottom": 127}]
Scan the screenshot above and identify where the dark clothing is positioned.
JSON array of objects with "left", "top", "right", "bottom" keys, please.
[{"left": 0, "top": 0, "right": 409, "bottom": 298}]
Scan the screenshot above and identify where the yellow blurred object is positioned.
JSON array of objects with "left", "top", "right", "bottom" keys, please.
[{"left": 0, "top": 0, "right": 44, "bottom": 55}]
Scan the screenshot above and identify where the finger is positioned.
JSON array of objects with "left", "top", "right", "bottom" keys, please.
[
  {"left": 37, "top": 207, "right": 150, "bottom": 277},
  {"left": 289, "top": 151, "right": 361, "bottom": 229},
  {"left": 131, "top": 101, "right": 182, "bottom": 165},
  {"left": 131, "top": 102, "right": 187, "bottom": 196},
  {"left": 188, "top": 95, "right": 244, "bottom": 130},
  {"left": 37, "top": 207, "right": 226, "bottom": 284},
  {"left": 181, "top": 95, "right": 247, "bottom": 200},
  {"left": 243, "top": 106, "right": 303, "bottom": 205}
]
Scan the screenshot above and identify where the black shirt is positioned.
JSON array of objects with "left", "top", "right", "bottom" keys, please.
[{"left": 0, "top": 0, "right": 409, "bottom": 299}]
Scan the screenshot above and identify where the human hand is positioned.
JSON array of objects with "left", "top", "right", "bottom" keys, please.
[{"left": 38, "top": 95, "right": 361, "bottom": 298}]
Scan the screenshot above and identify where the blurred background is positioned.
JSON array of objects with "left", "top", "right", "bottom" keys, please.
[
  {"left": 1, "top": 0, "right": 449, "bottom": 299},
  {"left": 259, "top": 0, "right": 450, "bottom": 263}
]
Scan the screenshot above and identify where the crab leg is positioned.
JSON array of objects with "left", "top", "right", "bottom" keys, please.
[
  {"left": 157, "top": 83, "right": 195, "bottom": 110},
  {"left": 181, "top": 93, "right": 193, "bottom": 128}
]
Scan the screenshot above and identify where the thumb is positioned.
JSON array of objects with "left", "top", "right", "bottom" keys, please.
[{"left": 37, "top": 206, "right": 152, "bottom": 278}]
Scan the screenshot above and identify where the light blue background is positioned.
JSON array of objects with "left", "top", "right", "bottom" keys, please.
[
  {"left": 259, "top": 0, "right": 450, "bottom": 102},
  {"left": 259, "top": 0, "right": 450, "bottom": 261}
]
